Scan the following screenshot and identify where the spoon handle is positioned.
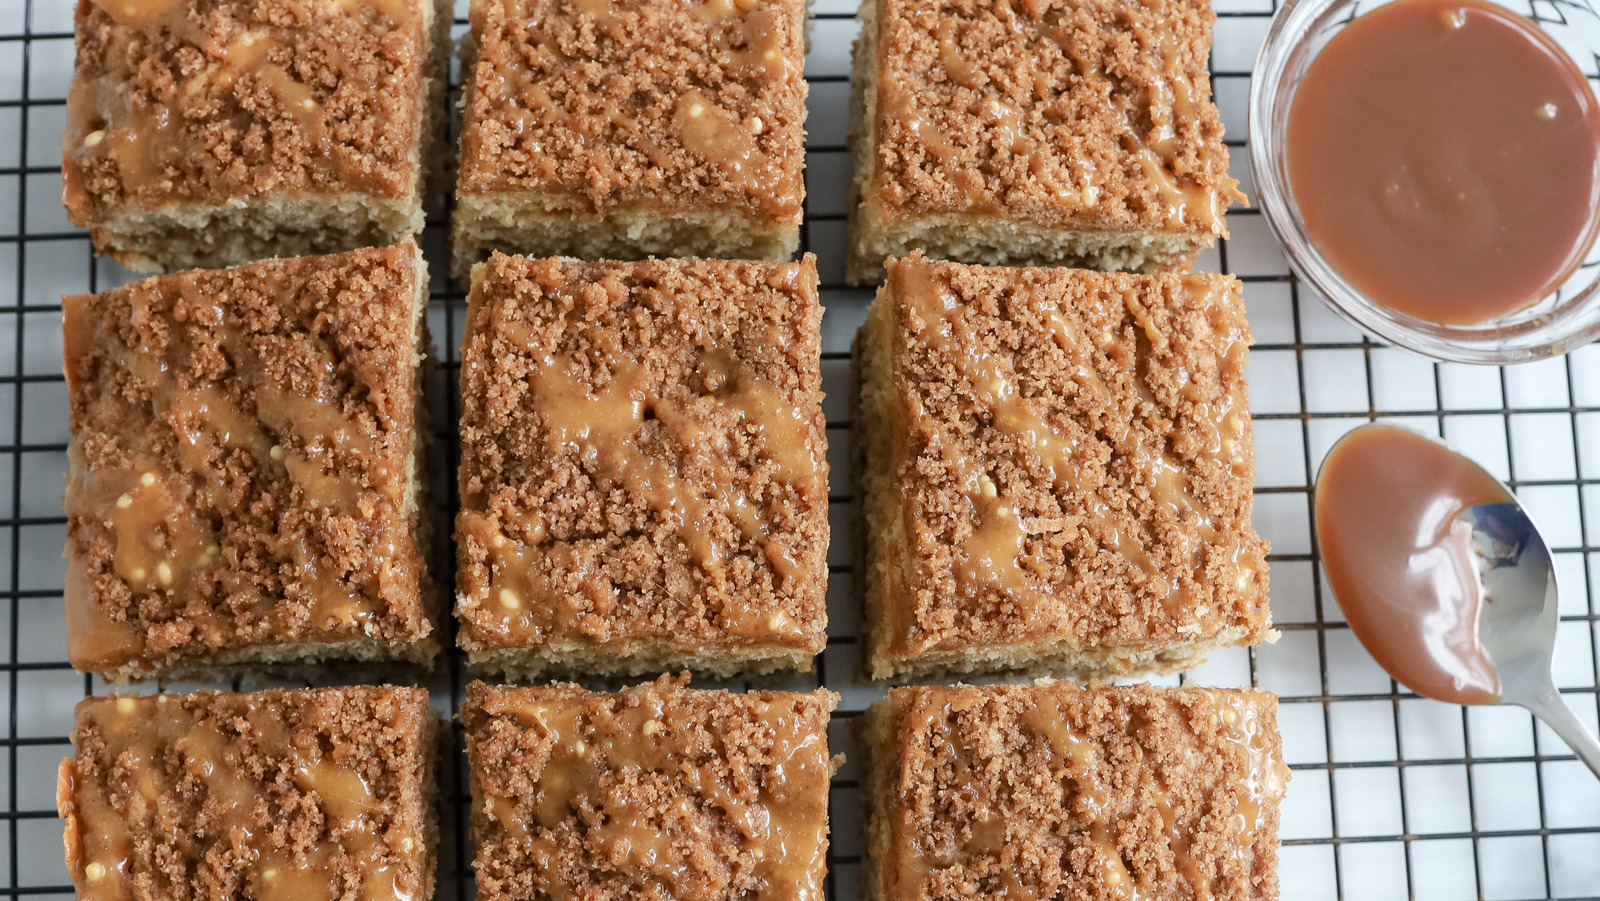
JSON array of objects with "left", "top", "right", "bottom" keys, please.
[{"left": 1521, "top": 684, "right": 1600, "bottom": 780}]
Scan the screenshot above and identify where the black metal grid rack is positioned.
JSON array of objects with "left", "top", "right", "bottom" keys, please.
[{"left": 1, "top": 0, "right": 1598, "bottom": 899}]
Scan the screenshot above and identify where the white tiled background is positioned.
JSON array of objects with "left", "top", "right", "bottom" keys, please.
[{"left": 0, "top": 1, "right": 1597, "bottom": 899}]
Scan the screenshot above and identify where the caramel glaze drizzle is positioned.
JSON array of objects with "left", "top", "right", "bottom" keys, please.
[
  {"left": 675, "top": 89, "right": 776, "bottom": 198},
  {"left": 67, "top": 0, "right": 417, "bottom": 205},
  {"left": 893, "top": 692, "right": 1146, "bottom": 900},
  {"left": 63, "top": 695, "right": 420, "bottom": 901},
  {"left": 85, "top": 0, "right": 183, "bottom": 28},
  {"left": 894, "top": 691, "right": 1280, "bottom": 900},
  {"left": 879, "top": 76, "right": 963, "bottom": 170},
  {"left": 895, "top": 261, "right": 1075, "bottom": 614},
  {"left": 1130, "top": 275, "right": 1257, "bottom": 606},
  {"left": 1122, "top": 17, "right": 1241, "bottom": 232},
  {"left": 482, "top": 694, "right": 828, "bottom": 900},
  {"left": 475, "top": 0, "right": 792, "bottom": 210},
  {"left": 63, "top": 552, "right": 148, "bottom": 673},
  {"left": 467, "top": 312, "right": 821, "bottom": 645},
  {"left": 1217, "top": 699, "right": 1291, "bottom": 839},
  {"left": 1143, "top": 699, "right": 1289, "bottom": 899},
  {"left": 62, "top": 279, "right": 410, "bottom": 669},
  {"left": 674, "top": 2, "right": 789, "bottom": 198},
  {"left": 884, "top": 0, "right": 1239, "bottom": 228},
  {"left": 254, "top": 380, "right": 406, "bottom": 634},
  {"left": 892, "top": 263, "right": 1255, "bottom": 641},
  {"left": 1022, "top": 704, "right": 1144, "bottom": 899},
  {"left": 896, "top": 260, "right": 1184, "bottom": 614}
]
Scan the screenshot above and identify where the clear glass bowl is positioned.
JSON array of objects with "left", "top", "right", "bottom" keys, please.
[{"left": 1249, "top": 0, "right": 1600, "bottom": 364}]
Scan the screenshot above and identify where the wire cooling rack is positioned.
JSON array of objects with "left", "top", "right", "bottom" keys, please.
[{"left": 2, "top": 1, "right": 1598, "bottom": 899}]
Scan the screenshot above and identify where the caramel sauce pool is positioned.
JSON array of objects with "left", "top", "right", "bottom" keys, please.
[
  {"left": 1287, "top": 0, "right": 1600, "bottom": 325},
  {"left": 1314, "top": 425, "right": 1507, "bottom": 705}
]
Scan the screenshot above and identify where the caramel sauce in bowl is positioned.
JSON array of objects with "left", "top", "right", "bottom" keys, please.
[{"left": 1250, "top": 0, "right": 1600, "bottom": 363}]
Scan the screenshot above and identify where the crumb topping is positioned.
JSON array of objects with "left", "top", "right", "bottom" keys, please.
[
  {"left": 455, "top": 253, "right": 828, "bottom": 658},
  {"left": 60, "top": 686, "right": 431, "bottom": 901},
  {"left": 465, "top": 678, "right": 834, "bottom": 901},
  {"left": 63, "top": 0, "right": 430, "bottom": 223},
  {"left": 865, "top": 0, "right": 1242, "bottom": 233},
  {"left": 876, "top": 683, "right": 1287, "bottom": 900},
  {"left": 457, "top": 0, "right": 807, "bottom": 221},
  {"left": 875, "top": 253, "right": 1268, "bottom": 659},
  {"left": 62, "top": 242, "right": 430, "bottom": 675}
]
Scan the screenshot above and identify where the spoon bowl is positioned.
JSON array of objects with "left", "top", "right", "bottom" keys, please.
[{"left": 1313, "top": 423, "right": 1600, "bottom": 778}]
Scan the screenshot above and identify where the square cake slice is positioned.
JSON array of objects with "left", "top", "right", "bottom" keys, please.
[
  {"left": 59, "top": 686, "right": 437, "bottom": 901},
  {"left": 455, "top": 253, "right": 829, "bottom": 678},
  {"left": 847, "top": 0, "right": 1245, "bottom": 283},
  {"left": 855, "top": 253, "right": 1270, "bottom": 680},
  {"left": 63, "top": 0, "right": 450, "bottom": 272},
  {"left": 864, "top": 683, "right": 1288, "bottom": 901},
  {"left": 464, "top": 677, "right": 836, "bottom": 901},
  {"left": 63, "top": 240, "right": 436, "bottom": 682},
  {"left": 451, "top": 0, "right": 809, "bottom": 276}
]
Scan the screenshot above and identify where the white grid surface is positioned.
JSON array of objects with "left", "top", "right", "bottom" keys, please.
[{"left": 0, "top": 1, "right": 1597, "bottom": 899}]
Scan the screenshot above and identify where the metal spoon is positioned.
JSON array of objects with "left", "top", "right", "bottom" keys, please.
[
  {"left": 1463, "top": 499, "right": 1600, "bottom": 777},
  {"left": 1315, "top": 423, "right": 1600, "bottom": 778}
]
